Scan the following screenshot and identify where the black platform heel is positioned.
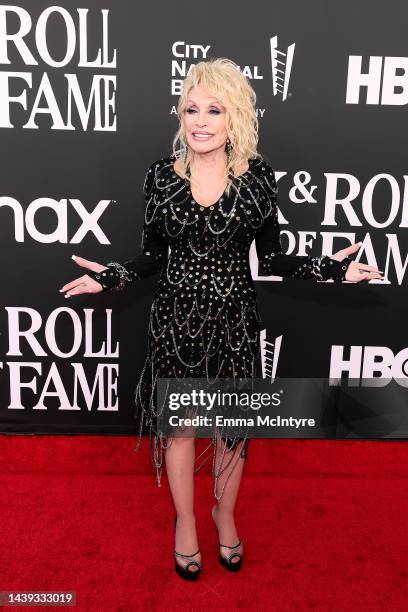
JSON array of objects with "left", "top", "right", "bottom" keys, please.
[
  {"left": 174, "top": 515, "right": 202, "bottom": 581},
  {"left": 211, "top": 505, "right": 243, "bottom": 572},
  {"left": 219, "top": 541, "right": 243, "bottom": 572}
]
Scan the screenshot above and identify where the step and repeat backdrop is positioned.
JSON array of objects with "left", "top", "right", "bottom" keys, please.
[{"left": 0, "top": 0, "right": 407, "bottom": 436}]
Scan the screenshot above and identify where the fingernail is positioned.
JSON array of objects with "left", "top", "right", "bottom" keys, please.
[
  {"left": 59, "top": 289, "right": 64, "bottom": 292},
  {"left": 72, "top": 255, "right": 76, "bottom": 260}
]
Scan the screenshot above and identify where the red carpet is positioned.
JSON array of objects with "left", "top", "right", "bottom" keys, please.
[{"left": 1, "top": 436, "right": 408, "bottom": 611}]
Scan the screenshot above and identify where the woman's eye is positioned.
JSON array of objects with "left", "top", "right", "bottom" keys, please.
[{"left": 185, "top": 108, "right": 221, "bottom": 114}]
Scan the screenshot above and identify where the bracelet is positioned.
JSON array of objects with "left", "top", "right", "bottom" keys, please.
[
  {"left": 86, "top": 264, "right": 123, "bottom": 291},
  {"left": 105, "top": 261, "right": 132, "bottom": 290},
  {"left": 321, "top": 255, "right": 353, "bottom": 282}
]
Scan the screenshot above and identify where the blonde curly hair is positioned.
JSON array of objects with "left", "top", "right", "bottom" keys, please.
[{"left": 171, "top": 57, "right": 262, "bottom": 196}]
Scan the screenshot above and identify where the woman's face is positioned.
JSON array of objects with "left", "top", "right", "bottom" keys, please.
[{"left": 182, "top": 85, "right": 228, "bottom": 155}]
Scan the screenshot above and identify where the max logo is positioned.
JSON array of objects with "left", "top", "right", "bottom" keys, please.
[{"left": 0, "top": 197, "right": 115, "bottom": 243}]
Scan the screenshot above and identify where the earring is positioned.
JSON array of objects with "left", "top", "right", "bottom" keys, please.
[{"left": 225, "top": 137, "right": 232, "bottom": 160}]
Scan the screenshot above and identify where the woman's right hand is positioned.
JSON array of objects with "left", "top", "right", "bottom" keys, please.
[{"left": 59, "top": 255, "right": 108, "bottom": 298}]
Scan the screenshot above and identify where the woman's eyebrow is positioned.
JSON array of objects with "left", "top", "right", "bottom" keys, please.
[{"left": 186, "top": 100, "right": 222, "bottom": 106}]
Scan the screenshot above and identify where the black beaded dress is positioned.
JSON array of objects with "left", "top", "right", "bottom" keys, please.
[{"left": 88, "top": 154, "right": 351, "bottom": 501}]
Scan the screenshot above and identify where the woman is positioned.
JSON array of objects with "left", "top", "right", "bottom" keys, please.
[{"left": 60, "top": 58, "right": 383, "bottom": 580}]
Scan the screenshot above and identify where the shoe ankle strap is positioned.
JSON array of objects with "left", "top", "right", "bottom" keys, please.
[
  {"left": 219, "top": 541, "right": 241, "bottom": 549},
  {"left": 175, "top": 549, "right": 200, "bottom": 558}
]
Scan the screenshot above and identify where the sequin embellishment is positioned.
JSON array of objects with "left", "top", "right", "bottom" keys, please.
[{"left": 92, "top": 155, "right": 351, "bottom": 501}]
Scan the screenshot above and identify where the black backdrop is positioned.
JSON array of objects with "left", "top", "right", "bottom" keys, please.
[{"left": 1, "top": 0, "right": 407, "bottom": 435}]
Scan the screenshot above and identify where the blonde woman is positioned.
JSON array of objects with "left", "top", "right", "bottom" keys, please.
[{"left": 60, "top": 58, "right": 383, "bottom": 580}]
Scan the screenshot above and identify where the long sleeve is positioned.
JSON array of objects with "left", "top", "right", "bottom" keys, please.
[
  {"left": 255, "top": 164, "right": 352, "bottom": 282},
  {"left": 87, "top": 160, "right": 169, "bottom": 291}
]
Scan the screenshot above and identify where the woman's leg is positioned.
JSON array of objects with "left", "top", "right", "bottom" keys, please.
[
  {"left": 165, "top": 435, "right": 201, "bottom": 571},
  {"left": 212, "top": 435, "right": 247, "bottom": 561}
]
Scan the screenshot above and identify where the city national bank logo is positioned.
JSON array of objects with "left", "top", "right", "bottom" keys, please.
[
  {"left": 329, "top": 345, "right": 408, "bottom": 386},
  {"left": 260, "top": 331, "right": 282, "bottom": 381},
  {"left": 346, "top": 56, "right": 408, "bottom": 105},
  {"left": 270, "top": 35, "right": 295, "bottom": 101}
]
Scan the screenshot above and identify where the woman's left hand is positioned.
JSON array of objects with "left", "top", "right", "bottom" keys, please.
[{"left": 331, "top": 242, "right": 384, "bottom": 282}]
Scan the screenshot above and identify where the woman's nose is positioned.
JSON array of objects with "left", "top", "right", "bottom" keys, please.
[{"left": 196, "top": 114, "right": 208, "bottom": 127}]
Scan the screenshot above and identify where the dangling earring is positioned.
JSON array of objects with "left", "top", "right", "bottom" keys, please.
[
  {"left": 225, "top": 137, "right": 232, "bottom": 161},
  {"left": 183, "top": 139, "right": 188, "bottom": 163},
  {"left": 183, "top": 138, "right": 190, "bottom": 178}
]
